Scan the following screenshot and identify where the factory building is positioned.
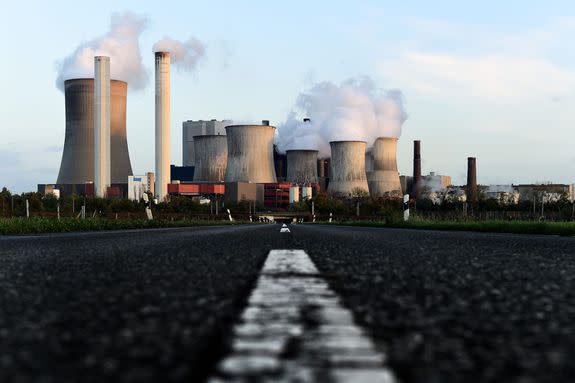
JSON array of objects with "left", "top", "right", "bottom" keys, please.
[
  {"left": 128, "top": 173, "right": 155, "bottom": 201},
  {"left": 182, "top": 119, "right": 231, "bottom": 166},
  {"left": 170, "top": 165, "right": 195, "bottom": 183},
  {"left": 56, "top": 78, "right": 133, "bottom": 197},
  {"left": 514, "top": 184, "right": 575, "bottom": 202}
]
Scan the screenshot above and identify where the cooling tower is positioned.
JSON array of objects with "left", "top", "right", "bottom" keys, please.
[
  {"left": 467, "top": 157, "right": 478, "bottom": 203},
  {"left": 368, "top": 137, "right": 402, "bottom": 197},
  {"left": 413, "top": 140, "right": 422, "bottom": 198},
  {"left": 94, "top": 56, "right": 110, "bottom": 198},
  {"left": 155, "top": 52, "right": 171, "bottom": 201},
  {"left": 192, "top": 135, "right": 228, "bottom": 182},
  {"left": 57, "top": 79, "right": 133, "bottom": 186},
  {"left": 286, "top": 150, "right": 319, "bottom": 185},
  {"left": 327, "top": 141, "right": 369, "bottom": 196},
  {"left": 224, "top": 124, "right": 277, "bottom": 183}
]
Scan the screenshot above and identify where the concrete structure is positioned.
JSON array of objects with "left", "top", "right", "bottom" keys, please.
[
  {"left": 301, "top": 186, "right": 313, "bottom": 200},
  {"left": 368, "top": 137, "right": 402, "bottom": 197},
  {"left": 182, "top": 119, "right": 231, "bottom": 166},
  {"left": 286, "top": 150, "right": 319, "bottom": 185},
  {"left": 37, "top": 184, "right": 60, "bottom": 199},
  {"left": 485, "top": 185, "right": 520, "bottom": 205},
  {"left": 94, "top": 56, "right": 111, "bottom": 198},
  {"left": 289, "top": 186, "right": 300, "bottom": 204},
  {"left": 327, "top": 141, "right": 369, "bottom": 197},
  {"left": 422, "top": 172, "right": 452, "bottom": 191},
  {"left": 57, "top": 79, "right": 133, "bottom": 191},
  {"left": 193, "top": 135, "right": 228, "bottom": 182},
  {"left": 168, "top": 183, "right": 225, "bottom": 196},
  {"left": 225, "top": 182, "right": 264, "bottom": 204},
  {"left": 467, "top": 157, "right": 478, "bottom": 204},
  {"left": 224, "top": 124, "right": 277, "bottom": 183},
  {"left": 413, "top": 140, "right": 422, "bottom": 198},
  {"left": 155, "top": 52, "right": 171, "bottom": 201}
]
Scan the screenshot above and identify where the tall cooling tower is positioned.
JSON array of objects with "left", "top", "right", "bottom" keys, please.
[
  {"left": 192, "top": 135, "right": 228, "bottom": 182},
  {"left": 57, "top": 79, "right": 133, "bottom": 186},
  {"left": 155, "top": 52, "right": 171, "bottom": 201},
  {"left": 467, "top": 157, "right": 478, "bottom": 203},
  {"left": 224, "top": 124, "right": 277, "bottom": 183},
  {"left": 369, "top": 137, "right": 402, "bottom": 197},
  {"left": 286, "top": 150, "right": 318, "bottom": 185},
  {"left": 327, "top": 141, "right": 369, "bottom": 196}
]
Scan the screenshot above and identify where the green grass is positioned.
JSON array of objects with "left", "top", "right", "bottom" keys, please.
[
  {"left": 321, "top": 218, "right": 575, "bottom": 237},
  {"left": 0, "top": 217, "right": 248, "bottom": 236}
]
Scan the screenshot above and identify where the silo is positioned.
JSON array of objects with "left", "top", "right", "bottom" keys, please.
[
  {"left": 369, "top": 137, "right": 402, "bottom": 197},
  {"left": 155, "top": 51, "right": 171, "bottom": 201},
  {"left": 192, "top": 135, "right": 228, "bottom": 182},
  {"left": 224, "top": 124, "right": 277, "bottom": 183},
  {"left": 286, "top": 150, "right": 318, "bottom": 185},
  {"left": 327, "top": 141, "right": 369, "bottom": 196},
  {"left": 57, "top": 79, "right": 133, "bottom": 187}
]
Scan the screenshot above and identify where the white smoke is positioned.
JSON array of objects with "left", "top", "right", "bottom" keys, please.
[
  {"left": 153, "top": 37, "right": 206, "bottom": 71},
  {"left": 55, "top": 12, "right": 149, "bottom": 91},
  {"left": 277, "top": 77, "right": 408, "bottom": 156}
]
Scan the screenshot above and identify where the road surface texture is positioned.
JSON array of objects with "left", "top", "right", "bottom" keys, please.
[{"left": 1, "top": 224, "right": 575, "bottom": 382}]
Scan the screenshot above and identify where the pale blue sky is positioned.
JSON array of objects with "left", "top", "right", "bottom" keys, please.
[{"left": 1, "top": 1, "right": 574, "bottom": 192}]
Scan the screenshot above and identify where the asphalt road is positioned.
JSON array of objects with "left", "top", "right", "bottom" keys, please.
[{"left": 1, "top": 224, "right": 575, "bottom": 382}]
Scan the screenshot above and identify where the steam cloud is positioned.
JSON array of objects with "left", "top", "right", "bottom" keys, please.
[
  {"left": 153, "top": 37, "right": 206, "bottom": 71},
  {"left": 55, "top": 12, "right": 149, "bottom": 91},
  {"left": 277, "top": 77, "right": 408, "bottom": 156}
]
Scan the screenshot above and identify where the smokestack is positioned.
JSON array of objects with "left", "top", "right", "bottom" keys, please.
[
  {"left": 155, "top": 52, "right": 170, "bottom": 201},
  {"left": 94, "top": 56, "right": 111, "bottom": 198},
  {"left": 224, "top": 124, "right": 277, "bottom": 183},
  {"left": 286, "top": 150, "right": 319, "bottom": 185},
  {"left": 303, "top": 118, "right": 311, "bottom": 123},
  {"left": 57, "top": 79, "right": 133, "bottom": 188},
  {"left": 413, "top": 140, "right": 421, "bottom": 198},
  {"left": 192, "top": 135, "right": 228, "bottom": 182},
  {"left": 467, "top": 157, "right": 478, "bottom": 204},
  {"left": 327, "top": 141, "right": 369, "bottom": 196},
  {"left": 368, "top": 137, "right": 402, "bottom": 197}
]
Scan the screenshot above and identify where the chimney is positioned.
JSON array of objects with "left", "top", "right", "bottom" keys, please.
[
  {"left": 467, "top": 157, "right": 478, "bottom": 204},
  {"left": 413, "top": 140, "right": 421, "bottom": 198},
  {"left": 303, "top": 118, "right": 311, "bottom": 123},
  {"left": 94, "top": 56, "right": 111, "bottom": 198},
  {"left": 155, "top": 52, "right": 171, "bottom": 201}
]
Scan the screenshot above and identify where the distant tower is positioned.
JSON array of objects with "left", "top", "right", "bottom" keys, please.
[
  {"left": 155, "top": 52, "right": 171, "bottom": 201},
  {"left": 467, "top": 157, "right": 478, "bottom": 204},
  {"left": 94, "top": 56, "right": 111, "bottom": 198},
  {"left": 413, "top": 140, "right": 422, "bottom": 198}
]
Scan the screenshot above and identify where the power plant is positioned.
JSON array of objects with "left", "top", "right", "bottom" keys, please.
[
  {"left": 327, "top": 141, "right": 369, "bottom": 196},
  {"left": 56, "top": 78, "right": 133, "bottom": 194},
  {"left": 94, "top": 56, "right": 111, "bottom": 198},
  {"left": 286, "top": 150, "right": 318, "bottom": 185},
  {"left": 155, "top": 51, "right": 171, "bottom": 201},
  {"left": 224, "top": 123, "right": 277, "bottom": 183},
  {"left": 368, "top": 137, "right": 402, "bottom": 197},
  {"left": 192, "top": 135, "right": 228, "bottom": 182}
]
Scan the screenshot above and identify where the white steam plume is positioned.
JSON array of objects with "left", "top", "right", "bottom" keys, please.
[
  {"left": 277, "top": 77, "right": 408, "bottom": 156},
  {"left": 153, "top": 37, "right": 206, "bottom": 71},
  {"left": 55, "top": 12, "right": 149, "bottom": 91}
]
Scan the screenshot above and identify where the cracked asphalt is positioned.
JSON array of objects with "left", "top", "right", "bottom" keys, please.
[{"left": 1, "top": 224, "right": 575, "bottom": 382}]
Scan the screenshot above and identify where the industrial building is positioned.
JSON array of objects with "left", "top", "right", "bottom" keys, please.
[
  {"left": 514, "top": 184, "right": 575, "bottom": 202},
  {"left": 128, "top": 173, "right": 155, "bottom": 201},
  {"left": 182, "top": 119, "right": 231, "bottom": 166},
  {"left": 56, "top": 78, "right": 133, "bottom": 197}
]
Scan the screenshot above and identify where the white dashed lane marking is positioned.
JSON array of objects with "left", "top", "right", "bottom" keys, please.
[
  {"left": 210, "top": 249, "right": 398, "bottom": 382},
  {"left": 280, "top": 224, "right": 291, "bottom": 233}
]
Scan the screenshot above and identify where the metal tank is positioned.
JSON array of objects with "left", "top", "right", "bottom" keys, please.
[
  {"left": 57, "top": 78, "right": 133, "bottom": 187},
  {"left": 327, "top": 141, "right": 369, "bottom": 197},
  {"left": 286, "top": 150, "right": 319, "bottom": 185},
  {"left": 192, "top": 135, "right": 228, "bottom": 182},
  {"left": 224, "top": 124, "right": 277, "bottom": 183},
  {"left": 369, "top": 137, "right": 402, "bottom": 197}
]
